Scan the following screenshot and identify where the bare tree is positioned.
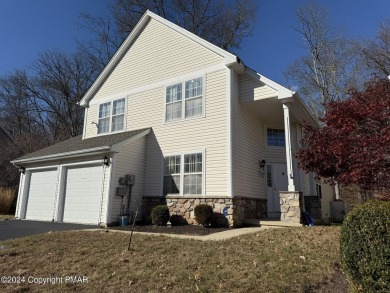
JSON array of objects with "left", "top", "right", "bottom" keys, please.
[
  {"left": 79, "top": 0, "right": 257, "bottom": 65},
  {"left": 355, "top": 20, "right": 390, "bottom": 78},
  {"left": 0, "top": 70, "right": 50, "bottom": 152},
  {"left": 284, "top": 1, "right": 356, "bottom": 119},
  {"left": 0, "top": 140, "right": 22, "bottom": 186},
  {"left": 28, "top": 49, "right": 100, "bottom": 141},
  {"left": 77, "top": 13, "right": 122, "bottom": 70}
]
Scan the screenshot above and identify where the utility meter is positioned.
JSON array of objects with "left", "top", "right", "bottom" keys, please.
[{"left": 125, "top": 174, "right": 136, "bottom": 186}]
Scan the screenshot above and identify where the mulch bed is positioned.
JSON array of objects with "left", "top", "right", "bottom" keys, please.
[{"left": 110, "top": 224, "right": 230, "bottom": 236}]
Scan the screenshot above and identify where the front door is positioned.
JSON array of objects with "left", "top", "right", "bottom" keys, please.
[{"left": 266, "top": 163, "right": 288, "bottom": 219}]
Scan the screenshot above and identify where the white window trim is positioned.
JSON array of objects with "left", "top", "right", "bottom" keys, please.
[
  {"left": 162, "top": 149, "right": 206, "bottom": 197},
  {"left": 163, "top": 75, "right": 206, "bottom": 124},
  {"left": 96, "top": 97, "right": 127, "bottom": 136},
  {"left": 265, "top": 127, "right": 286, "bottom": 148}
]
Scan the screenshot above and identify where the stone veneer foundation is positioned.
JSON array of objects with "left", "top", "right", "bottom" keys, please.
[
  {"left": 142, "top": 196, "right": 267, "bottom": 227},
  {"left": 279, "top": 191, "right": 303, "bottom": 224}
]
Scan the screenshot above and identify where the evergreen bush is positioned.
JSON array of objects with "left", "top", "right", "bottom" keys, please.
[
  {"left": 340, "top": 201, "right": 390, "bottom": 292},
  {"left": 150, "top": 205, "right": 170, "bottom": 226},
  {"left": 194, "top": 204, "right": 213, "bottom": 226}
]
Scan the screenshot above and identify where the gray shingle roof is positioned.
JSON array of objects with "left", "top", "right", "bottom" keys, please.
[{"left": 13, "top": 128, "right": 150, "bottom": 162}]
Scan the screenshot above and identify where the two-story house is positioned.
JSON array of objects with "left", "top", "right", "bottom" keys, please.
[{"left": 11, "top": 11, "right": 332, "bottom": 227}]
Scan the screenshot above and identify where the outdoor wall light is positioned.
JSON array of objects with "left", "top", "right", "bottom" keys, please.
[
  {"left": 103, "top": 156, "right": 110, "bottom": 167},
  {"left": 19, "top": 166, "right": 26, "bottom": 174},
  {"left": 259, "top": 160, "right": 267, "bottom": 170}
]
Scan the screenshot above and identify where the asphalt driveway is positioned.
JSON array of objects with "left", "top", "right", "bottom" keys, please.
[{"left": 0, "top": 220, "right": 97, "bottom": 241}]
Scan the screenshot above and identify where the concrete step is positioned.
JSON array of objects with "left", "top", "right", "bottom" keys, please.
[{"left": 243, "top": 219, "right": 303, "bottom": 227}]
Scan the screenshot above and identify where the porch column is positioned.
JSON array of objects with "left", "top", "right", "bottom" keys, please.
[{"left": 283, "top": 103, "right": 295, "bottom": 191}]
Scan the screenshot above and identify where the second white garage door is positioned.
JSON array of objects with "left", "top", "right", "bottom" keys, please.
[{"left": 62, "top": 165, "right": 104, "bottom": 224}]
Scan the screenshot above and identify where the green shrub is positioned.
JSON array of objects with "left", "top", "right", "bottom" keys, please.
[
  {"left": 150, "top": 205, "right": 170, "bottom": 226},
  {"left": 169, "top": 214, "right": 187, "bottom": 226},
  {"left": 194, "top": 204, "right": 213, "bottom": 226},
  {"left": 210, "top": 212, "right": 229, "bottom": 228},
  {"left": 340, "top": 201, "right": 390, "bottom": 293}
]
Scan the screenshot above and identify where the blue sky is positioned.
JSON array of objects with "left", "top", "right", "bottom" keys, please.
[{"left": 0, "top": 0, "right": 389, "bottom": 85}]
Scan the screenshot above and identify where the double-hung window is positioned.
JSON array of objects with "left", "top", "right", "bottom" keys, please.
[
  {"left": 98, "top": 102, "right": 111, "bottom": 134},
  {"left": 185, "top": 78, "right": 203, "bottom": 118},
  {"left": 163, "top": 152, "right": 203, "bottom": 196},
  {"left": 183, "top": 153, "right": 203, "bottom": 195},
  {"left": 163, "top": 155, "right": 181, "bottom": 195},
  {"left": 165, "top": 77, "right": 203, "bottom": 122},
  {"left": 98, "top": 98, "right": 126, "bottom": 134},
  {"left": 267, "top": 128, "right": 285, "bottom": 147},
  {"left": 165, "top": 83, "right": 182, "bottom": 122}
]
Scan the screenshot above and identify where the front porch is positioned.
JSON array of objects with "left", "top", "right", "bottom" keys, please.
[{"left": 239, "top": 70, "right": 319, "bottom": 225}]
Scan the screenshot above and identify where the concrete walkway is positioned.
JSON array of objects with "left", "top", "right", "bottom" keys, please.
[{"left": 103, "top": 225, "right": 282, "bottom": 241}]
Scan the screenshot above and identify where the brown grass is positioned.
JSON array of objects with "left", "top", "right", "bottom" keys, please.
[
  {"left": 0, "top": 187, "right": 16, "bottom": 214},
  {"left": 0, "top": 227, "right": 342, "bottom": 292}
]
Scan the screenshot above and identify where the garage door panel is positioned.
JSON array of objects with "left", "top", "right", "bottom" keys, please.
[
  {"left": 25, "top": 169, "right": 58, "bottom": 221},
  {"left": 62, "top": 165, "right": 103, "bottom": 225}
]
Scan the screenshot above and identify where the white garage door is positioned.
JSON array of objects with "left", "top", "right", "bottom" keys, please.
[
  {"left": 25, "top": 169, "right": 58, "bottom": 221},
  {"left": 62, "top": 165, "right": 103, "bottom": 224}
]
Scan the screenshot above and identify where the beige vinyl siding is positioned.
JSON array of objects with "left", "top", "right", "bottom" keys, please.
[
  {"left": 240, "top": 75, "right": 277, "bottom": 102},
  {"left": 123, "top": 68, "right": 228, "bottom": 197},
  {"left": 321, "top": 180, "right": 334, "bottom": 219},
  {"left": 84, "top": 107, "right": 96, "bottom": 139},
  {"left": 303, "top": 172, "right": 315, "bottom": 196},
  {"left": 232, "top": 72, "right": 265, "bottom": 198},
  {"left": 92, "top": 18, "right": 224, "bottom": 102},
  {"left": 109, "top": 137, "right": 146, "bottom": 223}
]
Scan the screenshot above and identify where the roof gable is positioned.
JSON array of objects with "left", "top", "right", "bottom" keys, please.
[{"left": 79, "top": 10, "right": 237, "bottom": 107}]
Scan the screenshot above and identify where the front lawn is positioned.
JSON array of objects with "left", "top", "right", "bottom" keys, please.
[{"left": 0, "top": 227, "right": 343, "bottom": 292}]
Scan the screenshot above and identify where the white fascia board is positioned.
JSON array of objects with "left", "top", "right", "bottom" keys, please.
[
  {"left": 111, "top": 128, "right": 150, "bottom": 152},
  {"left": 245, "top": 67, "right": 294, "bottom": 99},
  {"left": 292, "top": 93, "right": 319, "bottom": 128},
  {"left": 11, "top": 146, "right": 111, "bottom": 165},
  {"left": 244, "top": 67, "right": 318, "bottom": 127}
]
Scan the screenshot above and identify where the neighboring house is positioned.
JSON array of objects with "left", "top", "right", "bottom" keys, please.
[
  {"left": 12, "top": 11, "right": 332, "bottom": 227},
  {"left": 0, "top": 124, "right": 16, "bottom": 186}
]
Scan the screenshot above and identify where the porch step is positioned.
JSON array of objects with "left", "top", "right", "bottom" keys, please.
[{"left": 243, "top": 219, "right": 303, "bottom": 227}]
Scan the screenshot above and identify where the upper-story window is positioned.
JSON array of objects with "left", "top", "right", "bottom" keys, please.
[
  {"left": 267, "top": 128, "right": 285, "bottom": 147},
  {"left": 165, "top": 77, "right": 203, "bottom": 122},
  {"left": 98, "top": 98, "right": 126, "bottom": 134}
]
